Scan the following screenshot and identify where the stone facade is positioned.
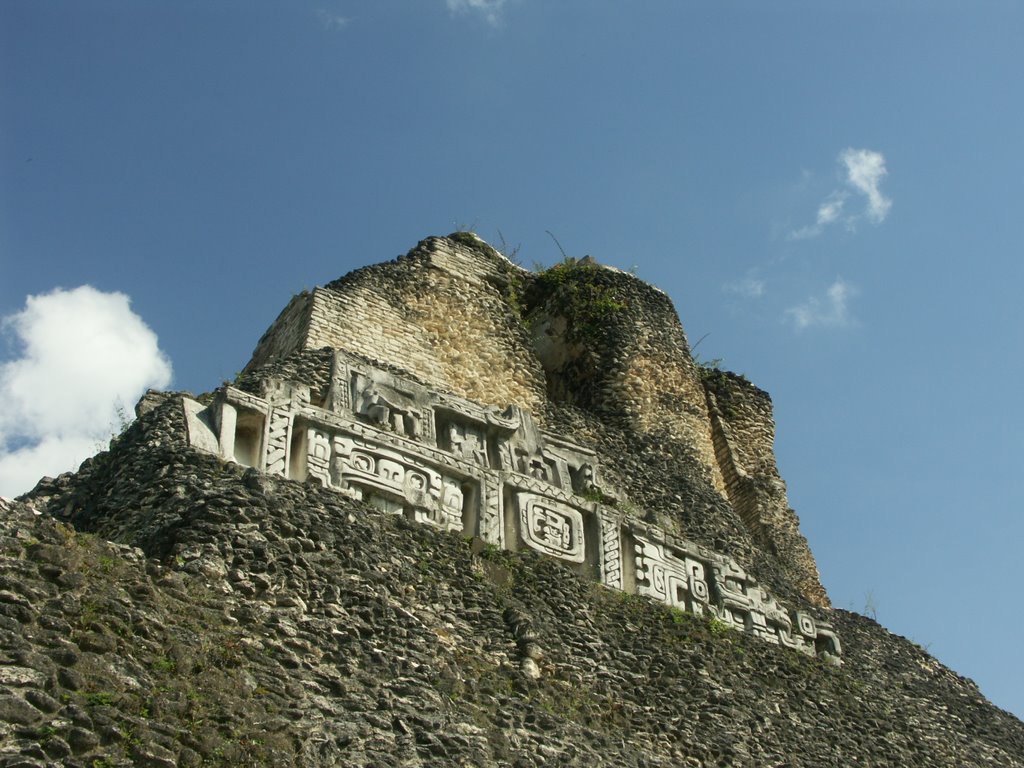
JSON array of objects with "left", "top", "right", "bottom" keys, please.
[
  {"left": 238, "top": 234, "right": 827, "bottom": 607},
  {"left": 7, "top": 400, "right": 1022, "bottom": 767},
  {"left": 244, "top": 237, "right": 549, "bottom": 416},
  {"left": 186, "top": 350, "right": 841, "bottom": 658},
  {"left": 703, "top": 369, "right": 830, "bottom": 607},
  {"left": 5, "top": 233, "right": 1023, "bottom": 766}
]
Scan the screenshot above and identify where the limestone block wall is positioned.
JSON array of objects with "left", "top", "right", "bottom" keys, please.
[
  {"left": 702, "top": 369, "right": 830, "bottom": 607},
  {"left": 245, "top": 291, "right": 315, "bottom": 372},
  {"left": 243, "top": 236, "right": 548, "bottom": 416}
]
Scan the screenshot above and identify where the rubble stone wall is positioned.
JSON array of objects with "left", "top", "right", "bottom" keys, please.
[
  {"left": 6, "top": 402, "right": 1022, "bottom": 767},
  {"left": 703, "top": 370, "right": 829, "bottom": 607}
]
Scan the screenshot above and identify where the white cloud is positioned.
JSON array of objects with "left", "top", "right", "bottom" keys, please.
[
  {"left": 789, "top": 148, "right": 891, "bottom": 239},
  {"left": 790, "top": 192, "right": 848, "bottom": 240},
  {"left": 724, "top": 276, "right": 766, "bottom": 298},
  {"left": 785, "top": 278, "right": 858, "bottom": 330},
  {"left": 840, "top": 148, "right": 892, "bottom": 223},
  {"left": 316, "top": 10, "right": 350, "bottom": 31},
  {"left": 0, "top": 286, "right": 172, "bottom": 497},
  {"left": 446, "top": 0, "right": 509, "bottom": 26}
]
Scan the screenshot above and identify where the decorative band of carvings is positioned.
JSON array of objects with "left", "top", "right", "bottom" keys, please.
[{"left": 184, "top": 363, "right": 841, "bottom": 659}]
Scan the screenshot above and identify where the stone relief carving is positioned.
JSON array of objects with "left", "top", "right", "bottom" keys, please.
[
  {"left": 306, "top": 428, "right": 333, "bottom": 487},
  {"left": 325, "top": 354, "right": 350, "bottom": 414},
  {"left": 634, "top": 537, "right": 711, "bottom": 616},
  {"left": 515, "top": 493, "right": 586, "bottom": 564},
  {"left": 264, "top": 408, "right": 293, "bottom": 476},
  {"left": 181, "top": 349, "right": 841, "bottom": 659},
  {"left": 329, "top": 436, "right": 465, "bottom": 532},
  {"left": 599, "top": 517, "right": 623, "bottom": 590},
  {"left": 354, "top": 378, "right": 424, "bottom": 440},
  {"left": 445, "top": 422, "right": 489, "bottom": 467}
]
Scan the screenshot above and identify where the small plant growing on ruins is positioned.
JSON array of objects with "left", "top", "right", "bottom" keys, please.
[
  {"left": 708, "top": 616, "right": 731, "bottom": 635},
  {"left": 526, "top": 256, "right": 627, "bottom": 343},
  {"left": 495, "top": 228, "right": 522, "bottom": 265},
  {"left": 152, "top": 655, "right": 177, "bottom": 674},
  {"left": 448, "top": 230, "right": 502, "bottom": 261},
  {"left": 84, "top": 690, "right": 116, "bottom": 707}
]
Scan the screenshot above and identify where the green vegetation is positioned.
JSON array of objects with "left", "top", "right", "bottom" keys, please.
[
  {"left": 708, "top": 616, "right": 732, "bottom": 635},
  {"left": 525, "top": 257, "right": 628, "bottom": 342},
  {"left": 448, "top": 230, "right": 502, "bottom": 261}
]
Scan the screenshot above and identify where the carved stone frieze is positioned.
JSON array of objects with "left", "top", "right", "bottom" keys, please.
[
  {"left": 444, "top": 422, "right": 489, "bottom": 467},
  {"left": 181, "top": 350, "right": 842, "bottom": 659},
  {"left": 634, "top": 537, "right": 711, "bottom": 616},
  {"left": 352, "top": 373, "right": 426, "bottom": 441},
  {"left": 329, "top": 436, "right": 466, "bottom": 532}
]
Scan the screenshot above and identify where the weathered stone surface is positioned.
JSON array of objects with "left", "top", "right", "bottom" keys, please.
[
  {"left": 2, "top": 235, "right": 1021, "bottom": 766},
  {"left": 1, "top": 404, "right": 1018, "bottom": 766}
]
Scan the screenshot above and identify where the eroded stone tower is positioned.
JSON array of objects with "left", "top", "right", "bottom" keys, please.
[{"left": 187, "top": 233, "right": 833, "bottom": 654}]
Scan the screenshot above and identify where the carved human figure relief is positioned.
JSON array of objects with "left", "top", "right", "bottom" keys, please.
[
  {"left": 574, "top": 463, "right": 598, "bottom": 496},
  {"left": 355, "top": 379, "right": 423, "bottom": 440},
  {"left": 447, "top": 423, "right": 489, "bottom": 467}
]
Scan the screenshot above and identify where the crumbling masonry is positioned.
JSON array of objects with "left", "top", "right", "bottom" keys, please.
[{"left": 185, "top": 234, "right": 838, "bottom": 657}]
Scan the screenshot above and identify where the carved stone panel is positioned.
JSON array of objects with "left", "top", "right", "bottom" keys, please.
[
  {"left": 330, "top": 436, "right": 467, "bottom": 532},
  {"left": 599, "top": 516, "right": 623, "bottom": 590},
  {"left": 478, "top": 473, "right": 503, "bottom": 547},
  {"left": 515, "top": 493, "right": 586, "bottom": 564},
  {"left": 265, "top": 408, "right": 293, "bottom": 476},
  {"left": 634, "top": 537, "right": 711, "bottom": 616},
  {"left": 445, "top": 422, "right": 489, "bottom": 467},
  {"left": 306, "top": 428, "right": 332, "bottom": 487},
  {"left": 325, "top": 353, "right": 350, "bottom": 414},
  {"left": 352, "top": 373, "right": 429, "bottom": 442}
]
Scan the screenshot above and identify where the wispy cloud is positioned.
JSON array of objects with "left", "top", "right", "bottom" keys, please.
[
  {"left": 790, "top": 192, "right": 847, "bottom": 240},
  {"left": 840, "top": 148, "right": 891, "bottom": 223},
  {"left": 316, "top": 9, "right": 350, "bottom": 31},
  {"left": 724, "top": 276, "right": 766, "bottom": 298},
  {"left": 0, "top": 286, "right": 172, "bottom": 496},
  {"left": 446, "top": 0, "right": 509, "bottom": 26},
  {"left": 785, "top": 278, "right": 858, "bottom": 330},
  {"left": 789, "top": 148, "right": 891, "bottom": 239}
]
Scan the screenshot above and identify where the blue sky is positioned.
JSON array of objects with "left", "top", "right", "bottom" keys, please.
[{"left": 2, "top": 1, "right": 1022, "bottom": 718}]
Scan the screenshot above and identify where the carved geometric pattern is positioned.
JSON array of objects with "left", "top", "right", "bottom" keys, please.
[
  {"left": 634, "top": 537, "right": 710, "bottom": 616},
  {"left": 599, "top": 516, "right": 623, "bottom": 590},
  {"left": 181, "top": 355, "right": 842, "bottom": 659},
  {"left": 265, "top": 408, "right": 292, "bottom": 476},
  {"left": 515, "top": 493, "right": 585, "bottom": 564},
  {"left": 479, "top": 473, "right": 503, "bottom": 547}
]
